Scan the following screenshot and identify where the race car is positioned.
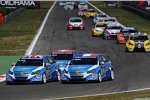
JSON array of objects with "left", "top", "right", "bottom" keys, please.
[
  {"left": 78, "top": 8, "right": 88, "bottom": 17},
  {"left": 85, "top": 9, "right": 97, "bottom": 18},
  {"left": 117, "top": 27, "right": 137, "bottom": 44},
  {"left": 126, "top": 32, "right": 150, "bottom": 52},
  {"left": 102, "top": 23, "right": 122, "bottom": 39},
  {"left": 92, "top": 22, "right": 108, "bottom": 37},
  {"left": 78, "top": 2, "right": 88, "bottom": 9},
  {"left": 6, "top": 55, "right": 58, "bottom": 84},
  {"left": 64, "top": 2, "right": 74, "bottom": 10},
  {"left": 60, "top": 53, "right": 114, "bottom": 83},
  {"left": 74, "top": 1, "right": 80, "bottom": 8},
  {"left": 66, "top": 17, "right": 85, "bottom": 30},
  {"left": 59, "top": 1, "right": 66, "bottom": 6},
  {"left": 93, "top": 13, "right": 108, "bottom": 24},
  {"left": 51, "top": 50, "right": 77, "bottom": 81}
]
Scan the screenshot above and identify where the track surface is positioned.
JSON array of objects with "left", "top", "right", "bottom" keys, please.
[{"left": 1, "top": 3, "right": 150, "bottom": 100}]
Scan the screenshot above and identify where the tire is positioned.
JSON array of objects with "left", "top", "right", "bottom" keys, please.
[
  {"left": 126, "top": 47, "right": 128, "bottom": 52},
  {"left": 109, "top": 70, "right": 114, "bottom": 81},
  {"left": 6, "top": 81, "right": 11, "bottom": 85},
  {"left": 61, "top": 80, "right": 67, "bottom": 84},
  {"left": 42, "top": 73, "right": 47, "bottom": 84},
  {"left": 98, "top": 72, "right": 102, "bottom": 83},
  {"left": 57, "top": 72, "right": 61, "bottom": 81}
]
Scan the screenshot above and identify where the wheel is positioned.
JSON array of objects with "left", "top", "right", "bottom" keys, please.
[
  {"left": 98, "top": 72, "right": 102, "bottom": 83},
  {"left": 57, "top": 72, "right": 61, "bottom": 81},
  {"left": 109, "top": 70, "right": 114, "bottom": 81},
  {"left": 42, "top": 73, "right": 47, "bottom": 84},
  {"left": 6, "top": 81, "right": 11, "bottom": 85},
  {"left": 61, "top": 80, "right": 67, "bottom": 84}
]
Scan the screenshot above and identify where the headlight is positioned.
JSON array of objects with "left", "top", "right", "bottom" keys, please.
[
  {"left": 8, "top": 70, "right": 13, "bottom": 75},
  {"left": 146, "top": 42, "right": 150, "bottom": 46},
  {"left": 64, "top": 69, "right": 68, "bottom": 74},
  {"left": 87, "top": 69, "right": 95, "bottom": 74},
  {"left": 31, "top": 70, "right": 40, "bottom": 75},
  {"left": 128, "top": 41, "right": 134, "bottom": 46}
]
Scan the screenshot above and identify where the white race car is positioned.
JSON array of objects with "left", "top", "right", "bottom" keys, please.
[
  {"left": 59, "top": 1, "right": 66, "bottom": 6},
  {"left": 64, "top": 2, "right": 74, "bottom": 10},
  {"left": 78, "top": 2, "right": 88, "bottom": 9}
]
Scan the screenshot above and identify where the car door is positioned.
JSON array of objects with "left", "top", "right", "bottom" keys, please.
[{"left": 99, "top": 55, "right": 110, "bottom": 78}]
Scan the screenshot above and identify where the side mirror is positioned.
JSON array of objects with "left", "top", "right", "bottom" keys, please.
[
  {"left": 45, "top": 63, "right": 51, "bottom": 67},
  {"left": 11, "top": 63, "right": 16, "bottom": 66}
]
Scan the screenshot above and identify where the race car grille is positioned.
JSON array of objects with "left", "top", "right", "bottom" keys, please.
[
  {"left": 15, "top": 77, "right": 28, "bottom": 80},
  {"left": 13, "top": 79, "right": 30, "bottom": 83},
  {"left": 70, "top": 71, "right": 84, "bottom": 76},
  {"left": 14, "top": 73, "right": 28, "bottom": 77},
  {"left": 135, "top": 43, "right": 144, "bottom": 49}
]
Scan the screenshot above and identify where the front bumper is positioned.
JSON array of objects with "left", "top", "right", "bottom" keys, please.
[{"left": 6, "top": 74, "right": 43, "bottom": 84}]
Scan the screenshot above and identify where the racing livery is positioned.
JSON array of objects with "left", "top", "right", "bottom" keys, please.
[
  {"left": 51, "top": 50, "right": 77, "bottom": 81},
  {"left": 93, "top": 13, "right": 108, "bottom": 24},
  {"left": 102, "top": 23, "right": 122, "bottom": 39},
  {"left": 85, "top": 9, "right": 97, "bottom": 18},
  {"left": 126, "top": 32, "right": 150, "bottom": 52},
  {"left": 92, "top": 22, "right": 108, "bottom": 37},
  {"left": 117, "top": 27, "right": 137, "bottom": 44},
  {"left": 67, "top": 17, "right": 85, "bottom": 30},
  {"left": 78, "top": 8, "right": 88, "bottom": 17},
  {"left": 6, "top": 55, "right": 58, "bottom": 84},
  {"left": 60, "top": 53, "right": 114, "bottom": 83}
]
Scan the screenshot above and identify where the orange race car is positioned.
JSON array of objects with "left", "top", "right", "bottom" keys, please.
[{"left": 117, "top": 27, "right": 137, "bottom": 44}]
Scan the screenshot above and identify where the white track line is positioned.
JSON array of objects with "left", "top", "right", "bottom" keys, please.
[
  {"left": 25, "top": 1, "right": 57, "bottom": 55},
  {"left": 0, "top": 1, "right": 57, "bottom": 83},
  {"left": 87, "top": 2, "right": 126, "bottom": 28}
]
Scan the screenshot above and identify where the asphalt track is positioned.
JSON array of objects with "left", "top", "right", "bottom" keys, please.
[{"left": 0, "top": 2, "right": 150, "bottom": 100}]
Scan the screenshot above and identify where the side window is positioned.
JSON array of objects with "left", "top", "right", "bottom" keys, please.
[
  {"left": 101, "top": 55, "right": 108, "bottom": 62},
  {"left": 45, "top": 57, "right": 50, "bottom": 64}
]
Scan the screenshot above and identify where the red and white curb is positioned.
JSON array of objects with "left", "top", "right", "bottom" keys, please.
[{"left": 0, "top": 75, "right": 6, "bottom": 82}]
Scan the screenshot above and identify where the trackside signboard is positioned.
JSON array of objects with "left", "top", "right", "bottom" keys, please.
[{"left": 0, "top": 0, "right": 36, "bottom": 7}]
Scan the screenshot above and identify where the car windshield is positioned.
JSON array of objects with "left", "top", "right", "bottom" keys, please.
[
  {"left": 97, "top": 15, "right": 107, "bottom": 17},
  {"left": 70, "top": 19, "right": 82, "bottom": 22},
  {"left": 80, "top": 3, "right": 86, "bottom": 6},
  {"left": 96, "top": 24, "right": 106, "bottom": 27},
  {"left": 89, "top": 10, "right": 96, "bottom": 12},
  {"left": 130, "top": 36, "right": 148, "bottom": 41},
  {"left": 70, "top": 58, "right": 97, "bottom": 65},
  {"left": 107, "top": 26, "right": 121, "bottom": 29},
  {"left": 51, "top": 54, "right": 73, "bottom": 60},
  {"left": 15, "top": 59, "right": 43, "bottom": 66},
  {"left": 122, "top": 30, "right": 137, "bottom": 35}
]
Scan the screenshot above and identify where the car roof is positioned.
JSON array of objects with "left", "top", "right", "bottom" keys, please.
[
  {"left": 52, "top": 50, "right": 75, "bottom": 54},
  {"left": 21, "top": 55, "right": 44, "bottom": 60},
  {"left": 96, "top": 22, "right": 109, "bottom": 25},
  {"left": 75, "top": 53, "right": 98, "bottom": 58},
  {"left": 130, "top": 32, "right": 148, "bottom": 37}
]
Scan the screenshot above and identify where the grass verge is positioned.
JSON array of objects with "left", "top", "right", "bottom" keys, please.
[
  {"left": 0, "top": 1, "right": 53, "bottom": 55},
  {"left": 91, "top": 1, "right": 150, "bottom": 33},
  {"left": 64, "top": 89, "right": 150, "bottom": 100}
]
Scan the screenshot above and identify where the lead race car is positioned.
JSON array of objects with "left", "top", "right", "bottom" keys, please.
[
  {"left": 6, "top": 55, "right": 58, "bottom": 84},
  {"left": 60, "top": 53, "right": 114, "bottom": 83},
  {"left": 51, "top": 50, "right": 77, "bottom": 81},
  {"left": 66, "top": 17, "right": 85, "bottom": 30}
]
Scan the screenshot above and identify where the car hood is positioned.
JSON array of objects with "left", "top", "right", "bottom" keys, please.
[
  {"left": 69, "top": 22, "right": 82, "bottom": 26},
  {"left": 56, "top": 60, "right": 70, "bottom": 66},
  {"left": 11, "top": 66, "right": 42, "bottom": 73},
  {"left": 95, "top": 27, "right": 104, "bottom": 31},
  {"left": 107, "top": 29, "right": 120, "bottom": 34},
  {"left": 66, "top": 65, "right": 98, "bottom": 72}
]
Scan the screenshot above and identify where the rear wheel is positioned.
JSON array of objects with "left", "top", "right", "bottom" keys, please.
[
  {"left": 98, "top": 72, "right": 102, "bottom": 83},
  {"left": 109, "top": 70, "right": 114, "bottom": 81},
  {"left": 57, "top": 71, "right": 61, "bottom": 81}
]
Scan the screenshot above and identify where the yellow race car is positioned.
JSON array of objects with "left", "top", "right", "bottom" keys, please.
[
  {"left": 126, "top": 32, "right": 150, "bottom": 52},
  {"left": 92, "top": 22, "right": 108, "bottom": 37},
  {"left": 85, "top": 9, "right": 97, "bottom": 18}
]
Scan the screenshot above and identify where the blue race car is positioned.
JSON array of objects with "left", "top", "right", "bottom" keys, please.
[
  {"left": 60, "top": 53, "right": 114, "bottom": 83},
  {"left": 6, "top": 55, "right": 58, "bottom": 84},
  {"left": 51, "top": 50, "right": 77, "bottom": 81}
]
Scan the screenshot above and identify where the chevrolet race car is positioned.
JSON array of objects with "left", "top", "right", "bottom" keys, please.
[
  {"left": 67, "top": 17, "right": 85, "bottom": 30},
  {"left": 126, "top": 32, "right": 150, "bottom": 52},
  {"left": 93, "top": 13, "right": 108, "bottom": 24},
  {"left": 78, "top": 8, "right": 88, "bottom": 17},
  {"left": 51, "top": 50, "right": 77, "bottom": 81},
  {"left": 117, "top": 27, "right": 137, "bottom": 44},
  {"left": 64, "top": 2, "right": 74, "bottom": 10},
  {"left": 85, "top": 9, "right": 97, "bottom": 18},
  {"left": 60, "top": 53, "right": 114, "bottom": 83},
  {"left": 102, "top": 23, "right": 122, "bottom": 39},
  {"left": 6, "top": 55, "right": 58, "bottom": 84},
  {"left": 92, "top": 22, "right": 108, "bottom": 37},
  {"left": 78, "top": 2, "right": 88, "bottom": 9}
]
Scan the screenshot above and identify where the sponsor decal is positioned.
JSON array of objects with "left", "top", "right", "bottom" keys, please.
[{"left": 0, "top": 0, "right": 36, "bottom": 7}]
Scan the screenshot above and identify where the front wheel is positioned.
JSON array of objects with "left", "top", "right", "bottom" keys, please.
[
  {"left": 98, "top": 72, "right": 102, "bottom": 83},
  {"left": 109, "top": 70, "right": 114, "bottom": 81},
  {"left": 42, "top": 73, "right": 47, "bottom": 84},
  {"left": 57, "top": 72, "right": 61, "bottom": 81}
]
